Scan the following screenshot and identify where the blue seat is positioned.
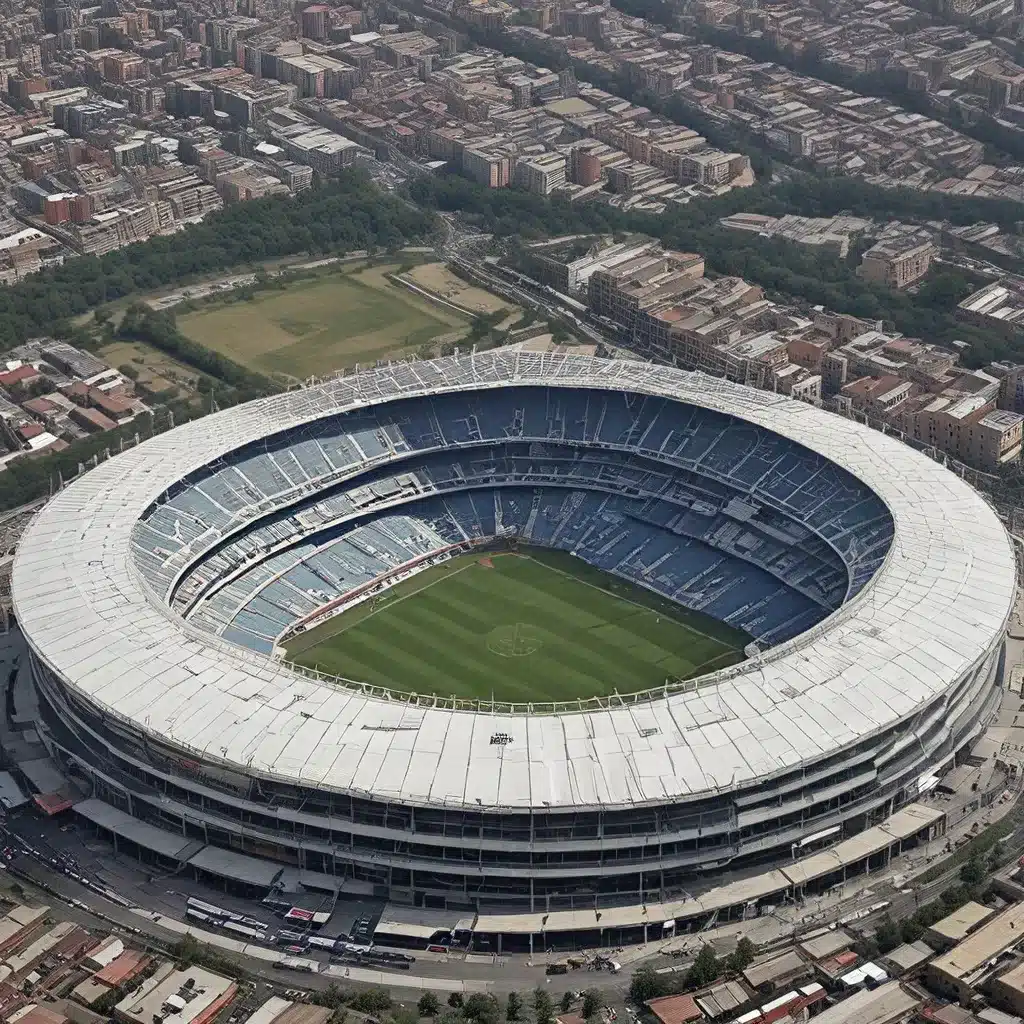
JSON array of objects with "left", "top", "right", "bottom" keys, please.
[{"left": 136, "top": 386, "right": 894, "bottom": 653}]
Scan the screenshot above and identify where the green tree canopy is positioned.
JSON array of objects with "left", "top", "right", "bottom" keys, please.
[{"left": 418, "top": 993, "right": 441, "bottom": 1017}]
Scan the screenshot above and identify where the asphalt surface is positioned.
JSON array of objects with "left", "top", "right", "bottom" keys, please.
[
  {"left": 6, "top": 792, "right": 1019, "bottom": 1000},
  {"left": 0, "top": 850, "right": 634, "bottom": 997}
]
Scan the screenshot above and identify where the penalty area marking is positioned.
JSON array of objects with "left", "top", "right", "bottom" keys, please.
[{"left": 286, "top": 556, "right": 476, "bottom": 653}]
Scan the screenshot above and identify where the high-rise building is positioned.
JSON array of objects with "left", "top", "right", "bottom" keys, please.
[
  {"left": 43, "top": 193, "right": 71, "bottom": 224},
  {"left": 511, "top": 79, "right": 532, "bottom": 109},
  {"left": 569, "top": 144, "right": 602, "bottom": 185},
  {"left": 513, "top": 152, "right": 567, "bottom": 195},
  {"left": 301, "top": 4, "right": 329, "bottom": 39}
]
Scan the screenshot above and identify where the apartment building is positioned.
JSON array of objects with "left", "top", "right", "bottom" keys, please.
[
  {"left": 69, "top": 201, "right": 171, "bottom": 255},
  {"left": 928, "top": 899, "right": 1024, "bottom": 1003},
  {"left": 463, "top": 146, "right": 512, "bottom": 187},
  {"left": 839, "top": 375, "right": 915, "bottom": 419},
  {"left": 705, "top": 330, "right": 792, "bottom": 388},
  {"left": 840, "top": 373, "right": 1022, "bottom": 472},
  {"left": 958, "top": 277, "right": 1024, "bottom": 337},
  {"left": 857, "top": 232, "right": 938, "bottom": 289},
  {"left": 827, "top": 330, "right": 961, "bottom": 393},
  {"left": 115, "top": 964, "right": 238, "bottom": 1024},
  {"left": 677, "top": 149, "right": 748, "bottom": 185},
  {"left": 587, "top": 244, "right": 706, "bottom": 331},
  {"left": 921, "top": 401, "right": 1023, "bottom": 473},
  {"left": 513, "top": 151, "right": 566, "bottom": 194},
  {"left": 773, "top": 362, "right": 823, "bottom": 402},
  {"left": 989, "top": 361, "right": 1024, "bottom": 414},
  {"left": 720, "top": 213, "right": 873, "bottom": 259}
]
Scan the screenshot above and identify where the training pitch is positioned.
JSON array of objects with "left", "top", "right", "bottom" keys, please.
[
  {"left": 177, "top": 264, "right": 467, "bottom": 379},
  {"left": 285, "top": 549, "right": 749, "bottom": 704}
]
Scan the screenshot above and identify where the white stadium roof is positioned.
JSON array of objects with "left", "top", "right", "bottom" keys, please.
[{"left": 12, "top": 351, "right": 1017, "bottom": 812}]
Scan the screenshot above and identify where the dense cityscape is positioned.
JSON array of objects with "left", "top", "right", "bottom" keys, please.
[
  {"left": 3, "top": 0, "right": 1024, "bottom": 1021},
  {"left": 0, "top": 0, "right": 1022, "bottom": 490}
]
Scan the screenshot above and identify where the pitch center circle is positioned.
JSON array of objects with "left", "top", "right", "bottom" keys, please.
[{"left": 486, "top": 623, "right": 544, "bottom": 658}]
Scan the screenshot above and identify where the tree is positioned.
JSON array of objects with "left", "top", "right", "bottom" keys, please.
[
  {"left": 174, "top": 934, "right": 203, "bottom": 966},
  {"left": 726, "top": 937, "right": 756, "bottom": 974},
  {"left": 581, "top": 991, "right": 601, "bottom": 1019},
  {"left": 900, "top": 916, "right": 925, "bottom": 944},
  {"left": 942, "top": 884, "right": 973, "bottom": 911},
  {"left": 463, "top": 994, "right": 500, "bottom": 1024},
  {"left": 874, "top": 914, "right": 902, "bottom": 955},
  {"left": 350, "top": 989, "right": 392, "bottom": 1015},
  {"left": 311, "top": 983, "right": 350, "bottom": 1010},
  {"left": 92, "top": 987, "right": 124, "bottom": 1014},
  {"left": 448, "top": 994, "right": 464, "bottom": 1009},
  {"left": 0, "top": 170, "right": 437, "bottom": 360},
  {"left": 409, "top": 169, "right": 1023, "bottom": 369},
  {"left": 960, "top": 856, "right": 987, "bottom": 888},
  {"left": 505, "top": 992, "right": 523, "bottom": 1022},
  {"left": 116, "top": 304, "right": 275, "bottom": 398},
  {"left": 917, "top": 271, "right": 974, "bottom": 310},
  {"left": 628, "top": 966, "right": 665, "bottom": 1004},
  {"left": 685, "top": 945, "right": 719, "bottom": 990},
  {"left": 533, "top": 987, "right": 555, "bottom": 1024},
  {"left": 419, "top": 993, "right": 441, "bottom": 1017}
]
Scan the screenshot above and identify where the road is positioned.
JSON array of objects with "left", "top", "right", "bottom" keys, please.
[
  {"left": 2, "top": 622, "right": 1022, "bottom": 996},
  {"left": 6, "top": 793, "right": 1018, "bottom": 1001},
  {"left": 1, "top": 851, "right": 631, "bottom": 997}
]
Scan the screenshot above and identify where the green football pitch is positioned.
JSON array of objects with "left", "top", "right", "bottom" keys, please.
[{"left": 284, "top": 549, "right": 749, "bottom": 704}]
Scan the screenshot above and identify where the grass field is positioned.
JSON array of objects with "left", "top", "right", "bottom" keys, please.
[
  {"left": 285, "top": 549, "right": 749, "bottom": 704},
  {"left": 177, "top": 265, "right": 468, "bottom": 379}
]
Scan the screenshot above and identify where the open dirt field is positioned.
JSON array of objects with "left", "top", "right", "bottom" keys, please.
[
  {"left": 99, "top": 340, "right": 198, "bottom": 397},
  {"left": 403, "top": 263, "right": 513, "bottom": 316}
]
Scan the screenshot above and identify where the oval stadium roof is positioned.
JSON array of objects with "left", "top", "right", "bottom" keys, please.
[{"left": 12, "top": 351, "right": 1017, "bottom": 811}]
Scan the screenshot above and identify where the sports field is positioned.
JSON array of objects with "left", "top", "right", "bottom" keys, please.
[
  {"left": 285, "top": 549, "right": 749, "bottom": 704},
  {"left": 177, "top": 265, "right": 468, "bottom": 379}
]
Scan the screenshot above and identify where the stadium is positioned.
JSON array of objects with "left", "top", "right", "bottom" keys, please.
[{"left": 11, "top": 350, "right": 1018, "bottom": 950}]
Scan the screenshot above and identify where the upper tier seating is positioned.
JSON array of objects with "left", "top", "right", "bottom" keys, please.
[{"left": 132, "top": 388, "right": 893, "bottom": 659}]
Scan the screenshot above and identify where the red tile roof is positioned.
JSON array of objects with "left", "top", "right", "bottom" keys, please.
[
  {"left": 88, "top": 388, "right": 132, "bottom": 416},
  {"left": 646, "top": 993, "right": 703, "bottom": 1024},
  {"left": 22, "top": 397, "right": 56, "bottom": 416},
  {"left": 13, "top": 1007, "right": 67, "bottom": 1024},
  {"left": 94, "top": 950, "right": 149, "bottom": 987},
  {"left": 0, "top": 365, "right": 39, "bottom": 387}
]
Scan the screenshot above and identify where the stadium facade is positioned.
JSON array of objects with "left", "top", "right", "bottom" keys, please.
[{"left": 12, "top": 352, "right": 1017, "bottom": 942}]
